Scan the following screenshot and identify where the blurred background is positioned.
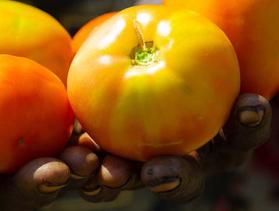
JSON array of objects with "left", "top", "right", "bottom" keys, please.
[{"left": 12, "top": 0, "right": 279, "bottom": 210}]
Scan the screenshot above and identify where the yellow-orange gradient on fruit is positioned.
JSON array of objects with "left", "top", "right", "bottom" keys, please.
[
  {"left": 73, "top": 12, "right": 116, "bottom": 53},
  {"left": 68, "top": 5, "right": 240, "bottom": 161},
  {"left": 164, "top": 0, "right": 279, "bottom": 100},
  {"left": 0, "top": 55, "right": 74, "bottom": 173},
  {"left": 0, "top": 1, "right": 73, "bottom": 84}
]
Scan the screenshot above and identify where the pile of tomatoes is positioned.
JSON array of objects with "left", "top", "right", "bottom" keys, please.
[{"left": 0, "top": 0, "right": 278, "bottom": 173}]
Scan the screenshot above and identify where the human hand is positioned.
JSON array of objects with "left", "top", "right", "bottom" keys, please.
[
  {"left": 0, "top": 94, "right": 271, "bottom": 210},
  {"left": 139, "top": 93, "right": 271, "bottom": 202},
  {"left": 74, "top": 93, "right": 272, "bottom": 203}
]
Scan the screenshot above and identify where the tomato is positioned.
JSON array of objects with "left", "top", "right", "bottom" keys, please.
[
  {"left": 73, "top": 12, "right": 116, "bottom": 53},
  {"left": 0, "top": 1, "right": 73, "bottom": 85},
  {"left": 164, "top": 0, "right": 279, "bottom": 100},
  {"left": 0, "top": 55, "right": 74, "bottom": 173},
  {"left": 68, "top": 5, "right": 240, "bottom": 161}
]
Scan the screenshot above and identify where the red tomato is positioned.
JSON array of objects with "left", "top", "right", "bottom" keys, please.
[{"left": 0, "top": 55, "right": 74, "bottom": 173}]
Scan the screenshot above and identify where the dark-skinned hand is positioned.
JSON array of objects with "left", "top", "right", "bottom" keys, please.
[{"left": 0, "top": 94, "right": 272, "bottom": 211}]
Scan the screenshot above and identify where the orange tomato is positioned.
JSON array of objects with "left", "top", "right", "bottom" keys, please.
[
  {"left": 0, "top": 55, "right": 74, "bottom": 173},
  {"left": 0, "top": 1, "right": 73, "bottom": 85},
  {"left": 73, "top": 12, "right": 116, "bottom": 53},
  {"left": 164, "top": 0, "right": 279, "bottom": 100},
  {"left": 68, "top": 5, "right": 240, "bottom": 161}
]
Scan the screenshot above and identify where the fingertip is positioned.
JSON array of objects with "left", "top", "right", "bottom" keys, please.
[
  {"left": 13, "top": 158, "right": 70, "bottom": 196},
  {"left": 33, "top": 160, "right": 70, "bottom": 190},
  {"left": 237, "top": 94, "right": 270, "bottom": 125},
  {"left": 60, "top": 146, "right": 99, "bottom": 178},
  {"left": 141, "top": 156, "right": 182, "bottom": 192},
  {"left": 141, "top": 156, "right": 204, "bottom": 202},
  {"left": 224, "top": 94, "right": 272, "bottom": 150},
  {"left": 98, "top": 155, "right": 133, "bottom": 189}
]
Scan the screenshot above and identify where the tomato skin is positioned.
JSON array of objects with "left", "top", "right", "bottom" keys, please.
[
  {"left": 0, "top": 1, "right": 73, "bottom": 85},
  {"left": 0, "top": 55, "right": 74, "bottom": 173},
  {"left": 73, "top": 12, "right": 116, "bottom": 53},
  {"left": 164, "top": 0, "right": 279, "bottom": 100},
  {"left": 68, "top": 5, "right": 240, "bottom": 161}
]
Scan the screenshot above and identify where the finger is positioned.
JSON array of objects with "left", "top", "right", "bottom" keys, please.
[
  {"left": 198, "top": 94, "right": 272, "bottom": 174},
  {"left": 98, "top": 155, "right": 134, "bottom": 188},
  {"left": 59, "top": 146, "right": 99, "bottom": 188},
  {"left": 1, "top": 158, "right": 70, "bottom": 210},
  {"left": 141, "top": 155, "right": 204, "bottom": 203},
  {"left": 77, "top": 133, "right": 101, "bottom": 152},
  {"left": 81, "top": 155, "right": 141, "bottom": 202},
  {"left": 223, "top": 93, "right": 272, "bottom": 150}
]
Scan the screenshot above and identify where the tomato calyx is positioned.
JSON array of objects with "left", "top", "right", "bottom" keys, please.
[
  {"left": 133, "top": 44, "right": 158, "bottom": 66},
  {"left": 132, "top": 20, "right": 159, "bottom": 66}
]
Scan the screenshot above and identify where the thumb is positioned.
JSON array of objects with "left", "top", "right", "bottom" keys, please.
[{"left": 1, "top": 158, "right": 70, "bottom": 211}]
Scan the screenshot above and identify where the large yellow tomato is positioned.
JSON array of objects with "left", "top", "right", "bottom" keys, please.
[
  {"left": 68, "top": 5, "right": 240, "bottom": 161},
  {"left": 0, "top": 1, "right": 73, "bottom": 84},
  {"left": 164, "top": 0, "right": 279, "bottom": 100}
]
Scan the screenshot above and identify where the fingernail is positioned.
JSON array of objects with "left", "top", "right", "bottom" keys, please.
[
  {"left": 39, "top": 183, "right": 67, "bottom": 193},
  {"left": 149, "top": 178, "right": 180, "bottom": 193},
  {"left": 70, "top": 173, "right": 87, "bottom": 180},
  {"left": 239, "top": 108, "right": 264, "bottom": 126},
  {"left": 82, "top": 187, "right": 102, "bottom": 196}
]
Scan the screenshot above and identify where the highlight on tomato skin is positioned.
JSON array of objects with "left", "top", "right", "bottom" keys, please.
[
  {"left": 72, "top": 12, "right": 117, "bottom": 53},
  {"left": 0, "top": 0, "right": 73, "bottom": 85},
  {"left": 0, "top": 54, "right": 74, "bottom": 173},
  {"left": 67, "top": 5, "right": 240, "bottom": 161},
  {"left": 164, "top": 0, "right": 279, "bottom": 100}
]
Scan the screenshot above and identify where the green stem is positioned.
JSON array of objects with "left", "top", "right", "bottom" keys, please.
[{"left": 133, "top": 20, "right": 158, "bottom": 66}]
